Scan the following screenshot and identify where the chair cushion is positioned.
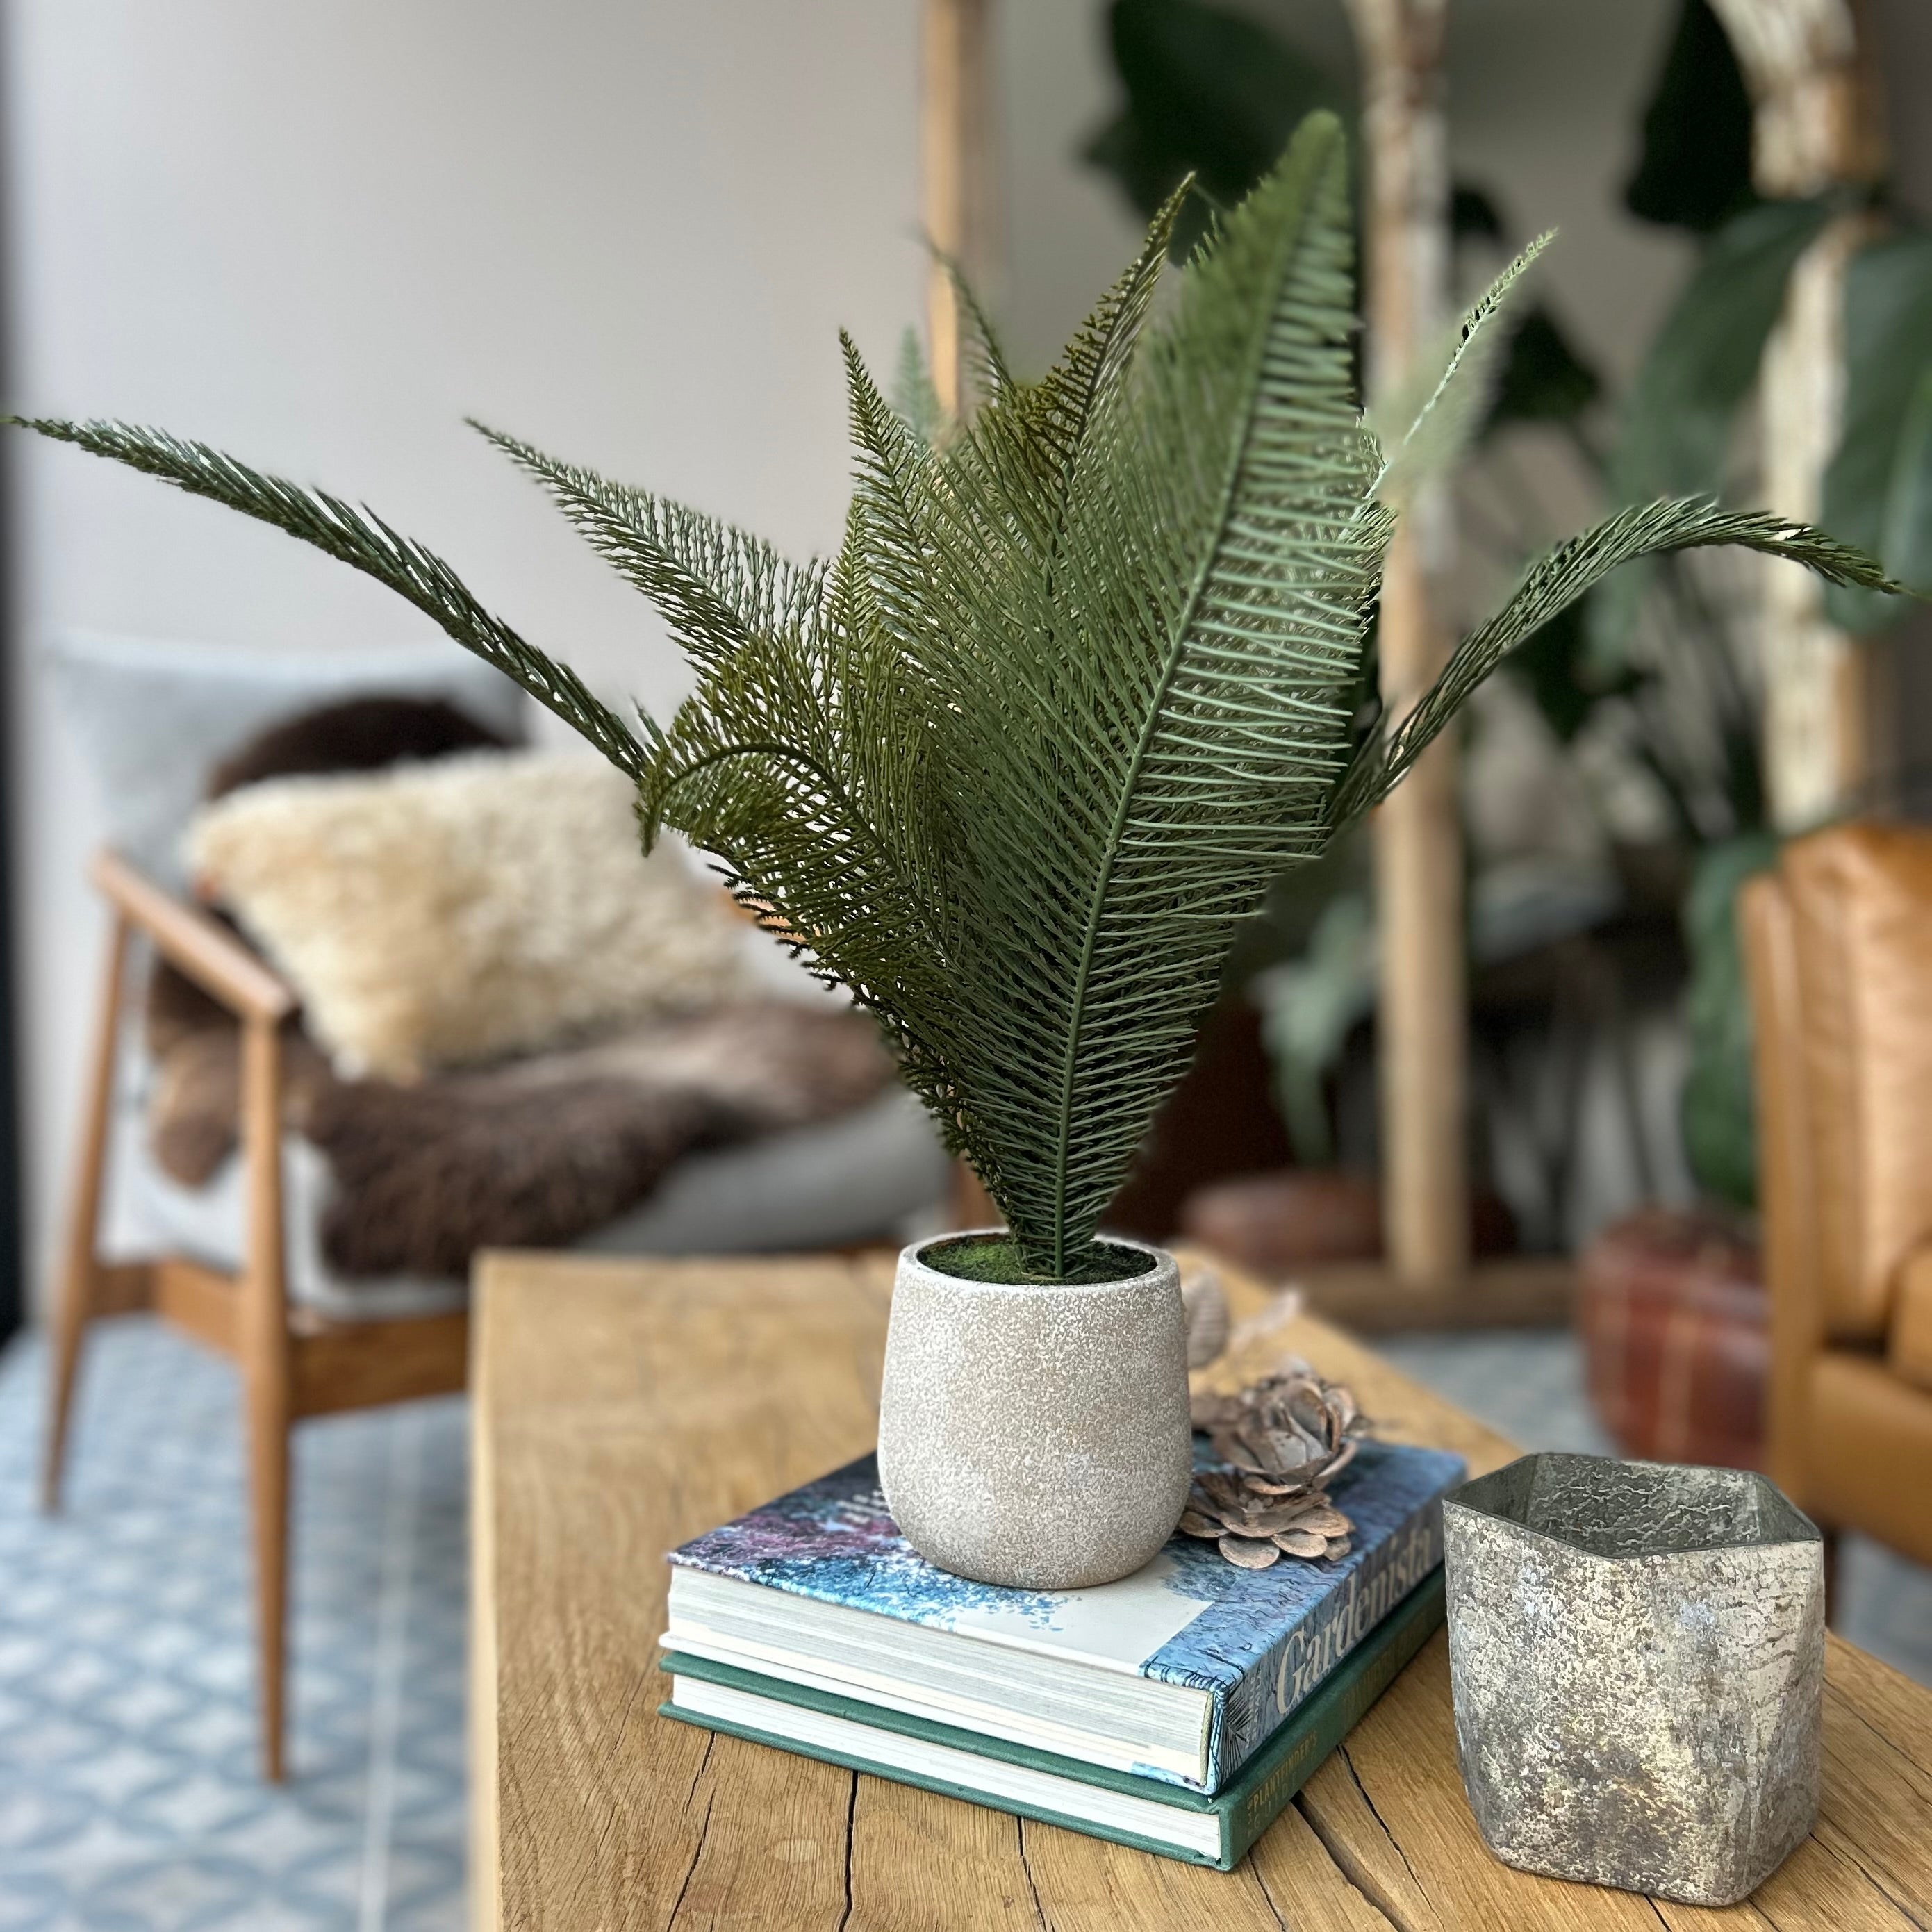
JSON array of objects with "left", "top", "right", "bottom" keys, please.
[
  {"left": 577, "top": 1086, "right": 952, "bottom": 1258},
  {"left": 188, "top": 751, "right": 757, "bottom": 1080},
  {"left": 49, "top": 631, "right": 527, "bottom": 889},
  {"left": 1783, "top": 823, "right": 1932, "bottom": 1341}
]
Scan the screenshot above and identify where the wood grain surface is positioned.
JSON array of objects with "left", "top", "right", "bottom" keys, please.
[{"left": 472, "top": 1250, "right": 1932, "bottom": 1931}]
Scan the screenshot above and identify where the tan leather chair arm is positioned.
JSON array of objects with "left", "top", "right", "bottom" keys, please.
[
  {"left": 1891, "top": 1246, "right": 1932, "bottom": 1394},
  {"left": 91, "top": 848, "right": 297, "bottom": 1025},
  {"left": 1740, "top": 870, "right": 1823, "bottom": 1500}
]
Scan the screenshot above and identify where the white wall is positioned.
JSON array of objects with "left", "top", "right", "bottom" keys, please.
[{"left": 4, "top": 0, "right": 923, "bottom": 1307}]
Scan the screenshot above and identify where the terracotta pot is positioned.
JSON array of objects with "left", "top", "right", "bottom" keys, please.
[
  {"left": 1577, "top": 1205, "right": 1765, "bottom": 1469},
  {"left": 876, "top": 1231, "right": 1192, "bottom": 1590},
  {"left": 1178, "top": 1166, "right": 1517, "bottom": 1278}
]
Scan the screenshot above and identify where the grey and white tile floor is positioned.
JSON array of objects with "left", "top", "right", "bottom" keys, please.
[
  {"left": 0, "top": 1312, "right": 1925, "bottom": 1929},
  {"left": 0, "top": 1319, "right": 465, "bottom": 1931}
]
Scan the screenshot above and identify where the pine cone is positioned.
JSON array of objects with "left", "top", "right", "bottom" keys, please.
[
  {"left": 1189, "top": 1362, "right": 1364, "bottom": 1491},
  {"left": 1182, "top": 1362, "right": 1367, "bottom": 1567},
  {"left": 1179, "top": 1470, "right": 1355, "bottom": 1569}
]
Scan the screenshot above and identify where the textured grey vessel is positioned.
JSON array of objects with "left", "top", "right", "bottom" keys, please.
[
  {"left": 877, "top": 1232, "right": 1192, "bottom": 1590},
  {"left": 1442, "top": 1452, "right": 1823, "bottom": 1908}
]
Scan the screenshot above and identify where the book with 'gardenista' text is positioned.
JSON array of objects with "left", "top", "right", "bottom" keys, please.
[{"left": 663, "top": 1438, "right": 1462, "bottom": 1792}]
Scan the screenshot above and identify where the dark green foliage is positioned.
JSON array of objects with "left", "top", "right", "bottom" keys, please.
[
  {"left": 1082, "top": 0, "right": 1604, "bottom": 458},
  {"left": 1333, "top": 497, "right": 1886, "bottom": 827},
  {"left": 1480, "top": 309, "right": 1601, "bottom": 435},
  {"left": 1611, "top": 199, "right": 1835, "bottom": 504},
  {"left": 10, "top": 115, "right": 1895, "bottom": 1279},
  {"left": 1590, "top": 197, "right": 1835, "bottom": 668},
  {"left": 1823, "top": 233, "right": 1932, "bottom": 631},
  {"left": 1624, "top": 0, "right": 1759, "bottom": 235},
  {"left": 1502, "top": 603, "right": 1638, "bottom": 745},
  {"left": 1679, "top": 833, "right": 1778, "bottom": 1207},
  {"left": 1083, "top": 0, "right": 1340, "bottom": 256},
  {"left": 1452, "top": 185, "right": 1506, "bottom": 242}
]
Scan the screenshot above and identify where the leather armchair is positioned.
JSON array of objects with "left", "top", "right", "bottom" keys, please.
[{"left": 1741, "top": 823, "right": 1932, "bottom": 1567}]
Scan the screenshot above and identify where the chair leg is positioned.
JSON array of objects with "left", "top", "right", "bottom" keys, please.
[
  {"left": 43, "top": 914, "right": 133, "bottom": 1512},
  {"left": 240, "top": 1013, "right": 294, "bottom": 1781}
]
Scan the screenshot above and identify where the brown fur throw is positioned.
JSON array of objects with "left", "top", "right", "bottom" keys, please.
[
  {"left": 151, "top": 993, "right": 891, "bottom": 1276},
  {"left": 303, "top": 1002, "right": 889, "bottom": 1276},
  {"left": 142, "top": 694, "right": 894, "bottom": 1280}
]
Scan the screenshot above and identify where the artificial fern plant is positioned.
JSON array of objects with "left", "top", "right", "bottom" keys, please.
[{"left": 13, "top": 113, "right": 1894, "bottom": 1283}]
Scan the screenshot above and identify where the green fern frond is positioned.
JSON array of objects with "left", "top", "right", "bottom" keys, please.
[
  {"left": 6, "top": 414, "right": 646, "bottom": 777},
  {"left": 1024, "top": 178, "right": 1189, "bottom": 487},
  {"left": 12, "top": 109, "right": 1901, "bottom": 1283},
  {"left": 925, "top": 241, "right": 1016, "bottom": 405},
  {"left": 1370, "top": 231, "right": 1553, "bottom": 507},
  {"left": 904, "top": 113, "right": 1385, "bottom": 1272},
  {"left": 1332, "top": 497, "right": 1901, "bottom": 823},
  {"left": 470, "top": 422, "right": 825, "bottom": 668},
  {"left": 891, "top": 329, "right": 946, "bottom": 447}
]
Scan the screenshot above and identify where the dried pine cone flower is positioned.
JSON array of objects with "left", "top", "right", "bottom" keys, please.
[
  {"left": 1180, "top": 1476, "right": 1353, "bottom": 1568},
  {"left": 1190, "top": 1362, "right": 1362, "bottom": 1489},
  {"left": 1183, "top": 1364, "right": 1367, "bottom": 1568}
]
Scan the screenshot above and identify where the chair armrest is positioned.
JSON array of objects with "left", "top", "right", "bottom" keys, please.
[
  {"left": 92, "top": 848, "right": 297, "bottom": 1025},
  {"left": 1890, "top": 1246, "right": 1932, "bottom": 1394}
]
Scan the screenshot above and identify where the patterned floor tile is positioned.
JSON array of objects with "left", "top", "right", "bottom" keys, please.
[{"left": 0, "top": 1320, "right": 466, "bottom": 1931}]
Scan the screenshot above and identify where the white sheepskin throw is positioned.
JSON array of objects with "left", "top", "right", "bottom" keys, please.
[{"left": 189, "top": 750, "right": 757, "bottom": 1081}]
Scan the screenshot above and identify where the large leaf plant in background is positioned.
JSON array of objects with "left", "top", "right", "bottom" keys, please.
[
  {"left": 1588, "top": 0, "right": 1932, "bottom": 1203},
  {"left": 11, "top": 115, "right": 1890, "bottom": 1282},
  {"left": 1089, "top": 0, "right": 1926, "bottom": 1212}
]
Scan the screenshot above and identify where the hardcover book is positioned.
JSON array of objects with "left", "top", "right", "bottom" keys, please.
[
  {"left": 660, "top": 1569, "right": 1446, "bottom": 1869},
  {"left": 663, "top": 1438, "right": 1463, "bottom": 1791}
]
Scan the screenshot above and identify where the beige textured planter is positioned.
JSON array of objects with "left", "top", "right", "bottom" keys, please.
[{"left": 876, "top": 1232, "right": 1193, "bottom": 1590}]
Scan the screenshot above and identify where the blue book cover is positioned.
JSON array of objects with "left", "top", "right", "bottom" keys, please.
[{"left": 667, "top": 1437, "right": 1463, "bottom": 1791}]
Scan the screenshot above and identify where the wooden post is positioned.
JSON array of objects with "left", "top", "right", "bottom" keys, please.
[
  {"left": 1346, "top": 0, "right": 1467, "bottom": 1291},
  {"left": 921, "top": 0, "right": 994, "bottom": 417},
  {"left": 1706, "top": 0, "right": 1887, "bottom": 827},
  {"left": 923, "top": 0, "right": 1000, "bottom": 1229}
]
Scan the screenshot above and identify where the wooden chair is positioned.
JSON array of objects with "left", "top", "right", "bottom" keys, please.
[{"left": 42, "top": 848, "right": 470, "bottom": 1781}]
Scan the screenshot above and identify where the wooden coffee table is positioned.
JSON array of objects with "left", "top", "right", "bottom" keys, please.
[{"left": 470, "top": 1250, "right": 1932, "bottom": 1930}]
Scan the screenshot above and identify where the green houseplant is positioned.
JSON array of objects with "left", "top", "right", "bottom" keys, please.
[{"left": 15, "top": 113, "right": 1891, "bottom": 1587}]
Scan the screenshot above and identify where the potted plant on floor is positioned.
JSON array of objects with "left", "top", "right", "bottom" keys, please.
[{"left": 13, "top": 112, "right": 1894, "bottom": 1590}]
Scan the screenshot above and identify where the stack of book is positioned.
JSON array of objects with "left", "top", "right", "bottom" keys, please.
[{"left": 659, "top": 1439, "right": 1464, "bottom": 1868}]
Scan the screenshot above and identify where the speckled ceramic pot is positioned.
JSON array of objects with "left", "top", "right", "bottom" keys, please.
[{"left": 876, "top": 1232, "right": 1192, "bottom": 1590}]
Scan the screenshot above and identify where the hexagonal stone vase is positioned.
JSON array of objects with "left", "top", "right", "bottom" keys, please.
[{"left": 1442, "top": 1452, "right": 1823, "bottom": 1907}]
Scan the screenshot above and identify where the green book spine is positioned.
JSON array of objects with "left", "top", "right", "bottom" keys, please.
[{"left": 658, "top": 1568, "right": 1444, "bottom": 1870}]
